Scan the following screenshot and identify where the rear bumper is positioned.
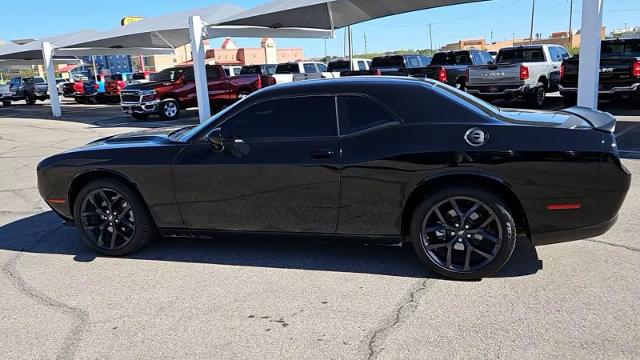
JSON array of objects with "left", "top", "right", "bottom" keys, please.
[
  {"left": 532, "top": 215, "right": 618, "bottom": 246},
  {"left": 121, "top": 100, "right": 160, "bottom": 114},
  {"left": 466, "top": 84, "right": 534, "bottom": 97},
  {"left": 559, "top": 82, "right": 640, "bottom": 95}
]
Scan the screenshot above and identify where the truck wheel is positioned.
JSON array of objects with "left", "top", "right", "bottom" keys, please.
[
  {"left": 526, "top": 84, "right": 546, "bottom": 109},
  {"left": 562, "top": 94, "right": 577, "bottom": 108},
  {"left": 131, "top": 113, "right": 150, "bottom": 120},
  {"left": 75, "top": 96, "right": 85, "bottom": 104},
  {"left": 455, "top": 81, "right": 465, "bottom": 91},
  {"left": 159, "top": 99, "right": 180, "bottom": 120},
  {"left": 2, "top": 100, "right": 11, "bottom": 107},
  {"left": 26, "top": 97, "right": 36, "bottom": 105}
]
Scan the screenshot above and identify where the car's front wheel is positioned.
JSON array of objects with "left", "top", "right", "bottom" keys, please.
[
  {"left": 158, "top": 99, "right": 180, "bottom": 120},
  {"left": 410, "top": 186, "right": 516, "bottom": 280},
  {"left": 74, "top": 178, "right": 156, "bottom": 256}
]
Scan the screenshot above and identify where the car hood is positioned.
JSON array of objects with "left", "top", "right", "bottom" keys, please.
[
  {"left": 75, "top": 126, "right": 189, "bottom": 150},
  {"left": 123, "top": 81, "right": 169, "bottom": 91}
]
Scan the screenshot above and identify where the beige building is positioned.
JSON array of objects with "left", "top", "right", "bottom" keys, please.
[{"left": 205, "top": 38, "right": 304, "bottom": 66}]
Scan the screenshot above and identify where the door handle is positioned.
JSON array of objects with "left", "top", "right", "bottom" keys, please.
[{"left": 310, "top": 149, "right": 334, "bottom": 159}]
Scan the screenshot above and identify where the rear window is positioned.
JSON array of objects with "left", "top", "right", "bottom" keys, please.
[
  {"left": 276, "top": 63, "right": 300, "bottom": 74},
  {"left": 431, "top": 52, "right": 472, "bottom": 66},
  {"left": 131, "top": 73, "right": 147, "bottom": 80},
  {"left": 110, "top": 74, "right": 124, "bottom": 81},
  {"left": 240, "top": 66, "right": 261, "bottom": 74},
  {"left": 601, "top": 40, "right": 640, "bottom": 57},
  {"left": 371, "top": 56, "right": 404, "bottom": 68},
  {"left": 497, "top": 47, "right": 546, "bottom": 63},
  {"left": 328, "top": 60, "right": 350, "bottom": 72}
]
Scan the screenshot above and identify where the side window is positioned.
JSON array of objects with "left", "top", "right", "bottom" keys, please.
[
  {"left": 558, "top": 48, "right": 570, "bottom": 60},
  {"left": 316, "top": 63, "right": 327, "bottom": 72},
  {"left": 182, "top": 68, "right": 195, "bottom": 82},
  {"left": 338, "top": 96, "right": 396, "bottom": 135},
  {"left": 222, "top": 96, "right": 337, "bottom": 139},
  {"left": 406, "top": 56, "right": 420, "bottom": 68},
  {"left": 206, "top": 66, "right": 222, "bottom": 80},
  {"left": 303, "top": 63, "right": 318, "bottom": 73},
  {"left": 548, "top": 47, "right": 560, "bottom": 61},
  {"left": 357, "top": 61, "right": 367, "bottom": 70}
]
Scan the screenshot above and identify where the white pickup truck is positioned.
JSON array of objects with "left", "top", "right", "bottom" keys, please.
[
  {"left": 271, "top": 61, "right": 336, "bottom": 84},
  {"left": 466, "top": 44, "right": 571, "bottom": 108},
  {"left": 327, "top": 58, "right": 372, "bottom": 76}
]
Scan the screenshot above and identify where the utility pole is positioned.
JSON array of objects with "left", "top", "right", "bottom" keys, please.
[
  {"left": 348, "top": 26, "right": 354, "bottom": 70},
  {"left": 568, "top": 0, "right": 574, "bottom": 48},
  {"left": 490, "top": 30, "right": 494, "bottom": 44},
  {"left": 364, "top": 33, "right": 368, "bottom": 55},
  {"left": 529, "top": 0, "right": 536, "bottom": 45},
  {"left": 428, "top": 23, "right": 433, "bottom": 53}
]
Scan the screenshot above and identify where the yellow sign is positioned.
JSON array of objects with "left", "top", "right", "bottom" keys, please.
[{"left": 121, "top": 17, "right": 145, "bottom": 26}]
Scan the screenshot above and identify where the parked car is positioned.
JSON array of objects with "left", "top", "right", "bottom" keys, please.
[
  {"left": 223, "top": 66, "right": 242, "bottom": 76},
  {"left": 6, "top": 76, "right": 50, "bottom": 105},
  {"left": 37, "top": 77, "right": 630, "bottom": 280},
  {"left": 128, "top": 71, "right": 157, "bottom": 85},
  {"left": 466, "top": 44, "right": 570, "bottom": 108},
  {"left": 560, "top": 38, "right": 640, "bottom": 106},
  {"left": 239, "top": 64, "right": 277, "bottom": 88},
  {"left": 80, "top": 75, "right": 108, "bottom": 104},
  {"left": 55, "top": 78, "right": 67, "bottom": 95},
  {"left": 327, "top": 58, "right": 372, "bottom": 76},
  {"left": 0, "top": 83, "right": 11, "bottom": 106},
  {"left": 119, "top": 64, "right": 263, "bottom": 120},
  {"left": 62, "top": 75, "right": 88, "bottom": 99},
  {"left": 272, "top": 61, "right": 335, "bottom": 84},
  {"left": 340, "top": 54, "right": 431, "bottom": 76},
  {"left": 401, "top": 50, "right": 494, "bottom": 90},
  {"left": 104, "top": 73, "right": 131, "bottom": 102}
]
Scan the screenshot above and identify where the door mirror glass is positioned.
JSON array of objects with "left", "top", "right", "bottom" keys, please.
[{"left": 207, "top": 128, "right": 225, "bottom": 152}]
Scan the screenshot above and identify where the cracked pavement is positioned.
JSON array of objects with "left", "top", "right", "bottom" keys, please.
[{"left": 0, "top": 101, "right": 639, "bottom": 359}]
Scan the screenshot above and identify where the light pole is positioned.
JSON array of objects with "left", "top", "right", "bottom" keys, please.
[
  {"left": 569, "top": 0, "right": 574, "bottom": 48},
  {"left": 529, "top": 0, "right": 536, "bottom": 45}
]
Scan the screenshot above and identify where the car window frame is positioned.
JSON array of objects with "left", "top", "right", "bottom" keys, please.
[{"left": 336, "top": 93, "right": 404, "bottom": 137}]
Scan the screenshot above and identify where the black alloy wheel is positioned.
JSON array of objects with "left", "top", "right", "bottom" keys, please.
[
  {"left": 411, "top": 187, "right": 516, "bottom": 279},
  {"left": 74, "top": 179, "right": 156, "bottom": 256},
  {"left": 527, "top": 83, "right": 546, "bottom": 108}
]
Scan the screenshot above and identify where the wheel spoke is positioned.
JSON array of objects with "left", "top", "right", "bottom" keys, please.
[
  {"left": 464, "top": 245, "right": 472, "bottom": 271},
  {"left": 462, "top": 203, "right": 481, "bottom": 223},
  {"left": 433, "top": 207, "right": 452, "bottom": 229},
  {"left": 471, "top": 246, "right": 493, "bottom": 259},
  {"left": 109, "top": 228, "right": 117, "bottom": 250},
  {"left": 425, "top": 242, "right": 448, "bottom": 250},
  {"left": 445, "top": 243, "right": 453, "bottom": 269},
  {"left": 424, "top": 224, "right": 445, "bottom": 234},
  {"left": 116, "top": 205, "right": 131, "bottom": 221},
  {"left": 449, "top": 199, "right": 463, "bottom": 219},
  {"left": 478, "top": 214, "right": 496, "bottom": 229},
  {"left": 96, "top": 223, "right": 108, "bottom": 247},
  {"left": 97, "top": 190, "right": 111, "bottom": 208},
  {"left": 477, "top": 230, "right": 499, "bottom": 243}
]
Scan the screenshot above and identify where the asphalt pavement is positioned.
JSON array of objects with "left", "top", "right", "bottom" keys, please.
[{"left": 0, "top": 98, "right": 638, "bottom": 359}]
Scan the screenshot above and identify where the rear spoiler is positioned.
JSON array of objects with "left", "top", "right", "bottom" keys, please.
[{"left": 561, "top": 106, "right": 616, "bottom": 132}]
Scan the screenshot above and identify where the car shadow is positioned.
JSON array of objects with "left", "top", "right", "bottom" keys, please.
[{"left": 0, "top": 212, "right": 542, "bottom": 279}]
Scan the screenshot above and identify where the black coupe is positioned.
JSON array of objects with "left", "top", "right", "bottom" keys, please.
[{"left": 37, "top": 77, "right": 631, "bottom": 279}]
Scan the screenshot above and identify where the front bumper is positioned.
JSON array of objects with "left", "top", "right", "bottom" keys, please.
[
  {"left": 121, "top": 100, "right": 160, "bottom": 114},
  {"left": 532, "top": 215, "right": 618, "bottom": 246},
  {"left": 559, "top": 83, "right": 640, "bottom": 95},
  {"left": 466, "top": 84, "right": 534, "bottom": 98}
]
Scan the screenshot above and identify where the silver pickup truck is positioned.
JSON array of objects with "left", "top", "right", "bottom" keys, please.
[{"left": 466, "top": 44, "right": 571, "bottom": 108}]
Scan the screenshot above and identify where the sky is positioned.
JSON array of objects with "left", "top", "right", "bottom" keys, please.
[{"left": 1, "top": 0, "right": 638, "bottom": 58}]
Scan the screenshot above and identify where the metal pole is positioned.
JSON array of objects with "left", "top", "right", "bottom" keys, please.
[
  {"left": 577, "top": 0, "right": 604, "bottom": 109},
  {"left": 364, "top": 33, "right": 368, "bottom": 55},
  {"left": 429, "top": 23, "right": 433, "bottom": 53},
  {"left": 348, "top": 26, "right": 354, "bottom": 71},
  {"left": 529, "top": 0, "right": 536, "bottom": 45},
  {"left": 568, "top": 0, "right": 574, "bottom": 48},
  {"left": 41, "top": 42, "right": 62, "bottom": 117},
  {"left": 189, "top": 15, "right": 211, "bottom": 123},
  {"left": 91, "top": 55, "right": 98, "bottom": 83}
]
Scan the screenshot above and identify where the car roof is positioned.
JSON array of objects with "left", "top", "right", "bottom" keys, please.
[{"left": 254, "top": 76, "right": 437, "bottom": 98}]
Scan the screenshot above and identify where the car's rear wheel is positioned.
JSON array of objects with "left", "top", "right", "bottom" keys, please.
[
  {"left": 26, "top": 96, "right": 36, "bottom": 105},
  {"left": 74, "top": 178, "right": 156, "bottom": 256},
  {"left": 131, "top": 113, "right": 150, "bottom": 120},
  {"left": 410, "top": 186, "right": 516, "bottom": 280},
  {"left": 158, "top": 99, "right": 180, "bottom": 120}
]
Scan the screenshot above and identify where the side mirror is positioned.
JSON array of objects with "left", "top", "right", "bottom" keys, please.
[{"left": 207, "top": 128, "right": 225, "bottom": 152}]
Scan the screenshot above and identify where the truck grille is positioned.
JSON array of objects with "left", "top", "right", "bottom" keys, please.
[{"left": 121, "top": 91, "right": 141, "bottom": 103}]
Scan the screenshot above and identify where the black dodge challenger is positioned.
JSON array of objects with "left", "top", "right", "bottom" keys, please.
[{"left": 37, "top": 77, "right": 631, "bottom": 279}]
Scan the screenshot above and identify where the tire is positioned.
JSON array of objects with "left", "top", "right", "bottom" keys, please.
[
  {"left": 75, "top": 96, "right": 85, "bottom": 104},
  {"left": 131, "top": 113, "right": 150, "bottom": 120},
  {"left": 158, "top": 99, "right": 180, "bottom": 120},
  {"left": 73, "top": 178, "right": 157, "bottom": 256},
  {"left": 526, "top": 83, "right": 546, "bottom": 108},
  {"left": 410, "top": 186, "right": 517, "bottom": 280},
  {"left": 455, "top": 81, "right": 465, "bottom": 91},
  {"left": 562, "top": 94, "right": 577, "bottom": 108},
  {"left": 2, "top": 100, "right": 11, "bottom": 107},
  {"left": 26, "top": 96, "right": 36, "bottom": 105}
]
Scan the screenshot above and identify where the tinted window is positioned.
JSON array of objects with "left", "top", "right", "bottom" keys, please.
[
  {"left": 601, "top": 40, "right": 640, "bottom": 57},
  {"left": 264, "top": 64, "right": 277, "bottom": 75},
  {"left": 153, "top": 68, "right": 185, "bottom": 82},
  {"left": 497, "top": 47, "right": 546, "bottom": 63},
  {"left": 222, "top": 96, "right": 337, "bottom": 139},
  {"left": 357, "top": 61, "right": 367, "bottom": 70},
  {"left": 371, "top": 56, "right": 404, "bottom": 69},
  {"left": 111, "top": 74, "right": 124, "bottom": 81},
  {"left": 182, "top": 68, "right": 195, "bottom": 82},
  {"left": 338, "top": 96, "right": 396, "bottom": 134},
  {"left": 240, "top": 65, "right": 261, "bottom": 74},
  {"left": 303, "top": 63, "right": 318, "bottom": 73},
  {"left": 34, "top": 77, "right": 45, "bottom": 84},
  {"left": 317, "top": 63, "right": 327, "bottom": 72},
  {"left": 482, "top": 52, "right": 494, "bottom": 64},
  {"left": 418, "top": 56, "right": 432, "bottom": 67},
  {"left": 328, "top": 60, "right": 350, "bottom": 72},
  {"left": 276, "top": 63, "right": 300, "bottom": 74},
  {"left": 406, "top": 56, "right": 421, "bottom": 68},
  {"left": 432, "top": 52, "right": 472, "bottom": 65},
  {"left": 206, "top": 66, "right": 223, "bottom": 79}
]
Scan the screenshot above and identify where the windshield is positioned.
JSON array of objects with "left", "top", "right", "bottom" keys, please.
[
  {"left": 431, "top": 52, "right": 471, "bottom": 65},
  {"left": 497, "top": 47, "right": 545, "bottom": 63},
  {"left": 371, "top": 56, "right": 404, "bottom": 68},
  {"left": 153, "top": 68, "right": 185, "bottom": 82},
  {"left": 601, "top": 40, "right": 640, "bottom": 57}
]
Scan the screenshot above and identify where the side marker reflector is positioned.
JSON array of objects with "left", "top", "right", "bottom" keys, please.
[
  {"left": 48, "top": 199, "right": 66, "bottom": 204},
  {"left": 547, "top": 204, "right": 581, "bottom": 210}
]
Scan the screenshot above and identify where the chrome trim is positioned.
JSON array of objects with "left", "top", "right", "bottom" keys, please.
[
  {"left": 466, "top": 85, "right": 530, "bottom": 96},
  {"left": 559, "top": 83, "right": 640, "bottom": 94}
]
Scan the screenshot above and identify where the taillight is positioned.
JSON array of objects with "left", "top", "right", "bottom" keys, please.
[
  {"left": 519, "top": 65, "right": 529, "bottom": 81},
  {"left": 438, "top": 67, "right": 447, "bottom": 83},
  {"left": 633, "top": 60, "right": 640, "bottom": 78},
  {"left": 94, "top": 83, "right": 99, "bottom": 90},
  {"left": 560, "top": 63, "right": 565, "bottom": 79},
  {"left": 256, "top": 76, "right": 262, "bottom": 89}
]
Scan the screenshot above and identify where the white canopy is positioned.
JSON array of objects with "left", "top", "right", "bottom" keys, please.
[{"left": 0, "top": 31, "right": 102, "bottom": 60}]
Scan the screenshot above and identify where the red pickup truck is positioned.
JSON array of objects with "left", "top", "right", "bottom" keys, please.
[{"left": 120, "top": 65, "right": 263, "bottom": 120}]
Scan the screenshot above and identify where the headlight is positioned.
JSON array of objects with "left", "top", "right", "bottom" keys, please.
[{"left": 141, "top": 90, "right": 156, "bottom": 96}]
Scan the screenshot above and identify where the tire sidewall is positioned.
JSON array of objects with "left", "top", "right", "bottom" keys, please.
[
  {"left": 159, "top": 99, "right": 180, "bottom": 120},
  {"left": 410, "top": 186, "right": 517, "bottom": 280},
  {"left": 73, "top": 178, "right": 156, "bottom": 256}
]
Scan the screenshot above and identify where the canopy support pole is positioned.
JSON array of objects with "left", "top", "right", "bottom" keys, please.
[
  {"left": 577, "top": 0, "right": 603, "bottom": 109},
  {"left": 189, "top": 15, "right": 211, "bottom": 124},
  {"left": 348, "top": 26, "right": 354, "bottom": 71},
  {"left": 41, "top": 41, "right": 61, "bottom": 117}
]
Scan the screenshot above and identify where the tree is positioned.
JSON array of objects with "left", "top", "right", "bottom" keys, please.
[{"left": 18, "top": 68, "right": 37, "bottom": 77}]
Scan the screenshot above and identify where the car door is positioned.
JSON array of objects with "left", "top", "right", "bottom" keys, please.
[
  {"left": 206, "top": 66, "right": 230, "bottom": 102},
  {"left": 172, "top": 95, "right": 341, "bottom": 233},
  {"left": 177, "top": 68, "right": 198, "bottom": 107}
]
